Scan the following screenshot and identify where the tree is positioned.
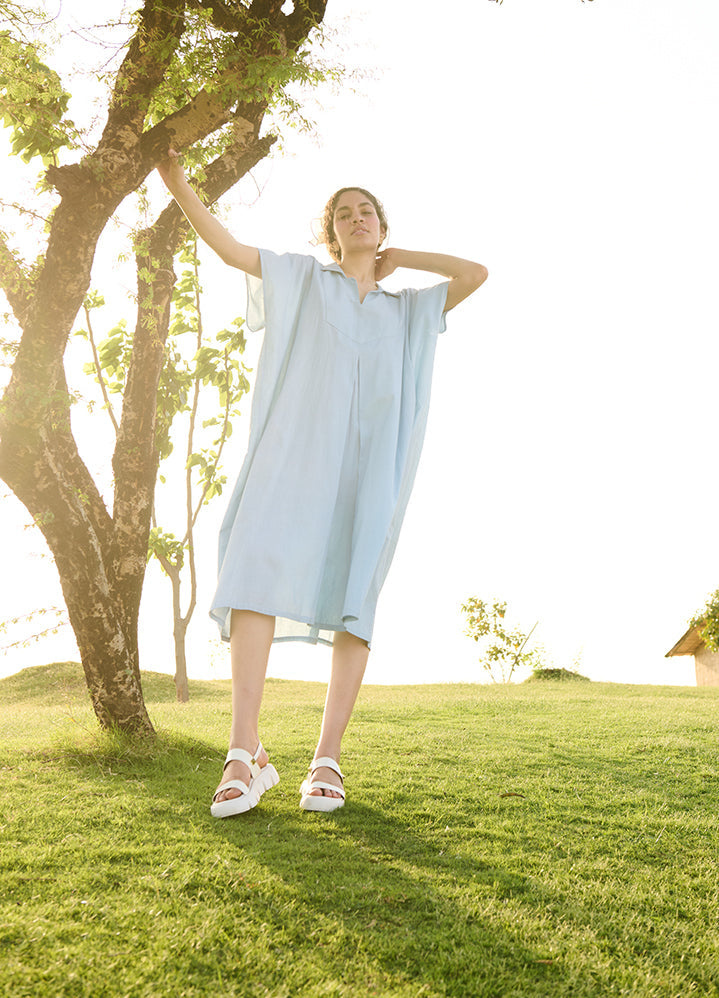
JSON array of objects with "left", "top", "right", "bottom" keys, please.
[
  {"left": 80, "top": 236, "right": 250, "bottom": 703},
  {"left": 0, "top": 1, "right": 329, "bottom": 735},
  {"left": 461, "top": 596, "right": 541, "bottom": 683},
  {"left": 690, "top": 589, "right": 719, "bottom": 652},
  {"left": 146, "top": 238, "right": 250, "bottom": 703}
]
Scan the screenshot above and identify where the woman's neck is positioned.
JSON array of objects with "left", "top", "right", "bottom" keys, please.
[{"left": 339, "top": 251, "right": 377, "bottom": 288}]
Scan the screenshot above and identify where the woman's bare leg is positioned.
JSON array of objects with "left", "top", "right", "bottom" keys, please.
[
  {"left": 308, "top": 629, "right": 369, "bottom": 798},
  {"left": 214, "top": 609, "right": 275, "bottom": 803}
]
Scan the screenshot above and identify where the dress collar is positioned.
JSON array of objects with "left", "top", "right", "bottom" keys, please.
[{"left": 320, "top": 262, "right": 401, "bottom": 298}]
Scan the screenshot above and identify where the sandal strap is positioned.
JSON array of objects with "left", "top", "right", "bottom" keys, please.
[
  {"left": 212, "top": 778, "right": 250, "bottom": 802},
  {"left": 223, "top": 742, "right": 263, "bottom": 778},
  {"left": 306, "top": 779, "right": 346, "bottom": 799},
  {"left": 310, "top": 756, "right": 344, "bottom": 780}
]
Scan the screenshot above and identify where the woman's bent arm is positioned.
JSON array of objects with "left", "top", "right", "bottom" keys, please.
[
  {"left": 375, "top": 248, "right": 488, "bottom": 311},
  {"left": 157, "top": 151, "right": 261, "bottom": 278}
]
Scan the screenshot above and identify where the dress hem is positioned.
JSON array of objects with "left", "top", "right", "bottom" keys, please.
[
  {"left": 210, "top": 602, "right": 370, "bottom": 648},
  {"left": 272, "top": 634, "right": 335, "bottom": 648}
]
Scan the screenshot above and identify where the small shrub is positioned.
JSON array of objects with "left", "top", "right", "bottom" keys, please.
[
  {"left": 461, "top": 597, "right": 543, "bottom": 683},
  {"left": 525, "top": 667, "right": 590, "bottom": 683}
]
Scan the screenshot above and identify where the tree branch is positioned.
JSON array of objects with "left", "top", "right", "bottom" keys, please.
[
  {"left": 187, "top": 347, "right": 232, "bottom": 534},
  {"left": 45, "top": 2, "right": 185, "bottom": 207},
  {"left": 285, "top": 0, "right": 327, "bottom": 47},
  {"left": 83, "top": 304, "right": 120, "bottom": 435},
  {"left": 249, "top": 0, "right": 289, "bottom": 19},
  {"left": 0, "top": 233, "right": 32, "bottom": 326},
  {"left": 102, "top": 0, "right": 186, "bottom": 141},
  {"left": 138, "top": 77, "right": 258, "bottom": 168},
  {"left": 193, "top": 0, "right": 247, "bottom": 32},
  {"left": 200, "top": 126, "right": 276, "bottom": 204},
  {"left": 181, "top": 248, "right": 202, "bottom": 628},
  {"left": 196, "top": 0, "right": 326, "bottom": 41}
]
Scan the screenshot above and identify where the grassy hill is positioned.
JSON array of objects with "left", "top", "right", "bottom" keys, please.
[{"left": 1, "top": 663, "right": 718, "bottom": 997}]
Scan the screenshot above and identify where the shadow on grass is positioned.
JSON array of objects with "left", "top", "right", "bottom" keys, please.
[
  {"left": 18, "top": 715, "right": 719, "bottom": 996},
  {"left": 228, "top": 802, "right": 548, "bottom": 984},
  {"left": 34, "top": 732, "right": 568, "bottom": 996},
  {"left": 8, "top": 671, "right": 719, "bottom": 996}
]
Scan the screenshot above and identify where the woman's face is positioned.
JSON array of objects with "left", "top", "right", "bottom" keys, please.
[{"left": 332, "top": 190, "right": 386, "bottom": 260}]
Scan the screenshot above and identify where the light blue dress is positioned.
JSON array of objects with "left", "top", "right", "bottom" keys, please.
[{"left": 210, "top": 249, "right": 449, "bottom": 646}]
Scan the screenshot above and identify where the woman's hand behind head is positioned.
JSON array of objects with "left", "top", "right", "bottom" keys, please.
[{"left": 375, "top": 248, "right": 398, "bottom": 283}]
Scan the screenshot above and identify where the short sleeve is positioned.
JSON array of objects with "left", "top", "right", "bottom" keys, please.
[
  {"left": 246, "top": 249, "right": 316, "bottom": 333},
  {"left": 404, "top": 282, "right": 450, "bottom": 340},
  {"left": 399, "top": 281, "right": 450, "bottom": 411},
  {"left": 402, "top": 282, "right": 450, "bottom": 378}
]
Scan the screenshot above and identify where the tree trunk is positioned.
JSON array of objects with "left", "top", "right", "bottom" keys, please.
[
  {"left": 161, "top": 557, "right": 190, "bottom": 704},
  {"left": 173, "top": 616, "right": 190, "bottom": 704},
  {"left": 0, "top": 386, "right": 155, "bottom": 734}
]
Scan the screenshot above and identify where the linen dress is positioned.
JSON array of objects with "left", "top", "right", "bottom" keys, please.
[{"left": 210, "top": 249, "right": 449, "bottom": 647}]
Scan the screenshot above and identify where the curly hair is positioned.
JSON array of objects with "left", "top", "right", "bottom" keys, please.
[{"left": 319, "top": 187, "right": 388, "bottom": 262}]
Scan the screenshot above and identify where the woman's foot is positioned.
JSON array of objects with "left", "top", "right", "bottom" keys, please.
[
  {"left": 211, "top": 743, "right": 279, "bottom": 818},
  {"left": 213, "top": 742, "right": 269, "bottom": 804},
  {"left": 300, "top": 756, "right": 345, "bottom": 812},
  {"left": 307, "top": 765, "right": 343, "bottom": 799}
]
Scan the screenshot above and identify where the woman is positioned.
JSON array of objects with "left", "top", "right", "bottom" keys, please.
[{"left": 158, "top": 152, "right": 488, "bottom": 816}]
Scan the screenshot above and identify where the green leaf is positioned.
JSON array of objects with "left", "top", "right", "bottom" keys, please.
[{"left": 0, "top": 30, "right": 78, "bottom": 164}]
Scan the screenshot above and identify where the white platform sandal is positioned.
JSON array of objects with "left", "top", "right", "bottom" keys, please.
[
  {"left": 210, "top": 743, "right": 279, "bottom": 818},
  {"left": 299, "top": 756, "right": 346, "bottom": 812}
]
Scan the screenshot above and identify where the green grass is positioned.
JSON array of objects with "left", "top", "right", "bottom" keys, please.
[{"left": 1, "top": 663, "right": 718, "bottom": 997}]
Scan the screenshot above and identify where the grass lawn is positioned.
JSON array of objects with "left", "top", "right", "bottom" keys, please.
[{"left": 1, "top": 662, "right": 718, "bottom": 997}]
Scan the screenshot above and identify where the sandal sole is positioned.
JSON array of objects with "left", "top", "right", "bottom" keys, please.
[{"left": 299, "top": 795, "right": 345, "bottom": 812}]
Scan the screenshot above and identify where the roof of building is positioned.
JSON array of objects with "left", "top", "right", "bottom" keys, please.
[{"left": 665, "top": 624, "right": 705, "bottom": 658}]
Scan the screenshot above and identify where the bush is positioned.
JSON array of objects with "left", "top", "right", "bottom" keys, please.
[{"left": 525, "top": 667, "right": 590, "bottom": 683}]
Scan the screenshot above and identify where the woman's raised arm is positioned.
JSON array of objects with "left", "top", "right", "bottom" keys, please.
[
  {"left": 157, "top": 151, "right": 261, "bottom": 278},
  {"left": 375, "top": 248, "right": 488, "bottom": 311}
]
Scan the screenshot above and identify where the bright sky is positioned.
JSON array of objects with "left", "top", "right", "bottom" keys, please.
[{"left": 2, "top": 0, "right": 718, "bottom": 687}]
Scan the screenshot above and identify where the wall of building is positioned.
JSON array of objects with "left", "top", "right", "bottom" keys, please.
[{"left": 695, "top": 646, "right": 719, "bottom": 687}]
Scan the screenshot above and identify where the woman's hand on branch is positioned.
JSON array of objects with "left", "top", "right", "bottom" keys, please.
[{"left": 157, "top": 148, "right": 187, "bottom": 191}]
